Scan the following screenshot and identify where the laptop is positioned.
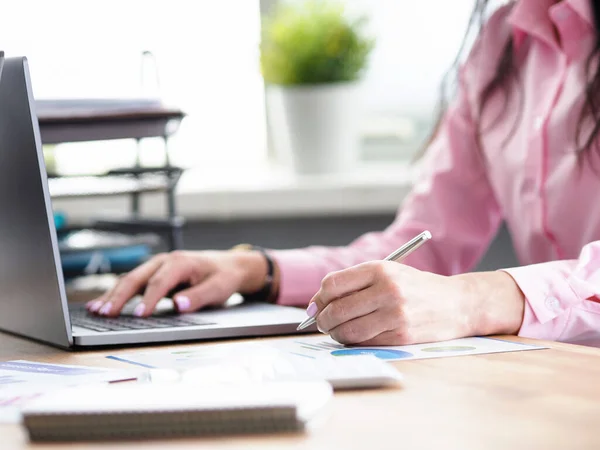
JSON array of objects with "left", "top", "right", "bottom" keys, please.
[{"left": 0, "top": 54, "right": 313, "bottom": 349}]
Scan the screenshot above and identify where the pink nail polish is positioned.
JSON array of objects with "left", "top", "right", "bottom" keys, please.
[
  {"left": 89, "top": 300, "right": 103, "bottom": 313},
  {"left": 306, "top": 302, "right": 318, "bottom": 318},
  {"left": 174, "top": 296, "right": 191, "bottom": 312},
  {"left": 133, "top": 303, "right": 146, "bottom": 317},
  {"left": 99, "top": 302, "right": 113, "bottom": 316}
]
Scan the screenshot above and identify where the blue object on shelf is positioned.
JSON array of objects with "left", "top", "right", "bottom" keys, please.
[{"left": 54, "top": 211, "right": 67, "bottom": 230}]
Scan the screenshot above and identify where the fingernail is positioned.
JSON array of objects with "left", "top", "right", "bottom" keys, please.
[
  {"left": 89, "top": 300, "right": 103, "bottom": 313},
  {"left": 174, "top": 296, "right": 191, "bottom": 312},
  {"left": 306, "top": 302, "right": 318, "bottom": 318},
  {"left": 317, "top": 323, "right": 326, "bottom": 334},
  {"left": 133, "top": 303, "right": 146, "bottom": 317},
  {"left": 99, "top": 302, "right": 113, "bottom": 316}
]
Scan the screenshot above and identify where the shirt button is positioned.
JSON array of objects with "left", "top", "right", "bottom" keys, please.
[
  {"left": 545, "top": 296, "right": 560, "bottom": 311},
  {"left": 534, "top": 116, "right": 544, "bottom": 131}
]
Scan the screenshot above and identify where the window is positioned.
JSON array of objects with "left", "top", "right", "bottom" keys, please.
[
  {"left": 262, "top": 0, "right": 476, "bottom": 163},
  {"left": 0, "top": 0, "right": 267, "bottom": 174},
  {"left": 345, "top": 0, "right": 476, "bottom": 161},
  {"left": 1, "top": 0, "right": 475, "bottom": 174}
]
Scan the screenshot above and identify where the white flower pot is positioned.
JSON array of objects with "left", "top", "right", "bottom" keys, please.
[{"left": 266, "top": 82, "right": 363, "bottom": 174}]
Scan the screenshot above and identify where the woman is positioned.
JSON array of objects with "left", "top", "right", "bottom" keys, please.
[{"left": 87, "top": 0, "right": 600, "bottom": 347}]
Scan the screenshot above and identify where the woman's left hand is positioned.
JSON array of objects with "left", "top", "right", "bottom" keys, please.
[{"left": 309, "top": 261, "right": 525, "bottom": 346}]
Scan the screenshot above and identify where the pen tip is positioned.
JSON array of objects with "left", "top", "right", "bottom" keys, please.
[
  {"left": 296, "top": 317, "right": 315, "bottom": 331},
  {"left": 423, "top": 230, "right": 432, "bottom": 240}
]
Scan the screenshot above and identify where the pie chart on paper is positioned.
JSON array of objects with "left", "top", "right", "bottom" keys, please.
[{"left": 330, "top": 348, "right": 413, "bottom": 360}]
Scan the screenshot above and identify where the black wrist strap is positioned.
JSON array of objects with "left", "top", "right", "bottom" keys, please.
[{"left": 242, "top": 246, "right": 274, "bottom": 303}]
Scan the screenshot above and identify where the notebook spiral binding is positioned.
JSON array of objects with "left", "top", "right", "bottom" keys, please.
[{"left": 25, "top": 406, "right": 302, "bottom": 442}]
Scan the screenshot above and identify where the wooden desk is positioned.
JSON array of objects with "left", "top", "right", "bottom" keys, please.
[{"left": 2, "top": 332, "right": 600, "bottom": 450}]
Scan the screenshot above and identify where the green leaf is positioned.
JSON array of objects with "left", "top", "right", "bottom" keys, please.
[{"left": 260, "top": 0, "right": 375, "bottom": 85}]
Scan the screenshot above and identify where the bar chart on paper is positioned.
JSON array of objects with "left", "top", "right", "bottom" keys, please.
[
  {"left": 106, "top": 336, "right": 547, "bottom": 373},
  {"left": 275, "top": 339, "right": 412, "bottom": 360},
  {"left": 268, "top": 336, "right": 546, "bottom": 362}
]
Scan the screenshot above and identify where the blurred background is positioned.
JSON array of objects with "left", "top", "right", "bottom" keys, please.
[
  {"left": 0, "top": 0, "right": 516, "bottom": 285},
  {"left": 2, "top": 0, "right": 475, "bottom": 170}
]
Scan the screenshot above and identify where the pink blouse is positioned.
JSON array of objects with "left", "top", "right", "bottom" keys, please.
[{"left": 271, "top": 0, "right": 600, "bottom": 347}]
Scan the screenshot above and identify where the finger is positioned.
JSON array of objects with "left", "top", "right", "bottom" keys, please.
[
  {"left": 86, "top": 292, "right": 109, "bottom": 313},
  {"left": 313, "top": 262, "right": 379, "bottom": 310},
  {"left": 134, "top": 260, "right": 194, "bottom": 317},
  {"left": 316, "top": 287, "right": 381, "bottom": 333},
  {"left": 329, "top": 310, "right": 395, "bottom": 345},
  {"left": 173, "top": 274, "right": 235, "bottom": 312},
  {"left": 96, "top": 256, "right": 167, "bottom": 316}
]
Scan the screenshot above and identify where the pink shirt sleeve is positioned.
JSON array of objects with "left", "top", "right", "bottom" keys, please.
[
  {"left": 502, "top": 242, "right": 600, "bottom": 346},
  {"left": 270, "top": 66, "right": 503, "bottom": 307}
]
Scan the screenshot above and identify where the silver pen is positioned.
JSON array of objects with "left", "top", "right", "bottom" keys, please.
[{"left": 296, "top": 230, "right": 432, "bottom": 331}]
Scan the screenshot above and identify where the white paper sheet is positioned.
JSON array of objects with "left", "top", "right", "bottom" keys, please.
[
  {"left": 0, "top": 360, "right": 140, "bottom": 424},
  {"left": 108, "top": 335, "right": 546, "bottom": 370},
  {"left": 268, "top": 336, "right": 546, "bottom": 361}
]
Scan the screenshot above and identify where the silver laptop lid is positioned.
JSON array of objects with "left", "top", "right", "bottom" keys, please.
[{"left": 0, "top": 55, "right": 72, "bottom": 348}]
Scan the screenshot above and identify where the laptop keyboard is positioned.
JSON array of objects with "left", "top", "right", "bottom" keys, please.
[{"left": 70, "top": 306, "right": 215, "bottom": 332}]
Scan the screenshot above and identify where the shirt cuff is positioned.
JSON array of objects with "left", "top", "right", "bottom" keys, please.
[
  {"left": 500, "top": 262, "right": 581, "bottom": 341},
  {"left": 268, "top": 249, "right": 328, "bottom": 307}
]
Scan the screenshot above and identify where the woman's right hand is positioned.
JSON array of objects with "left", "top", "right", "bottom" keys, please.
[{"left": 85, "top": 249, "right": 272, "bottom": 317}]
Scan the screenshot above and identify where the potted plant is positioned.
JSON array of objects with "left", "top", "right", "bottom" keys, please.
[{"left": 260, "top": 0, "right": 375, "bottom": 174}]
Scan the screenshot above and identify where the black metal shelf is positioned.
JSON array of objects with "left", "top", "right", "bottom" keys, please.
[{"left": 39, "top": 99, "right": 187, "bottom": 254}]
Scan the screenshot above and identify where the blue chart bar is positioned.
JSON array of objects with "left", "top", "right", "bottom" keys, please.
[
  {"left": 296, "top": 343, "right": 326, "bottom": 352},
  {"left": 295, "top": 341, "right": 344, "bottom": 352},
  {"left": 318, "top": 341, "right": 344, "bottom": 350},
  {"left": 330, "top": 348, "right": 413, "bottom": 360}
]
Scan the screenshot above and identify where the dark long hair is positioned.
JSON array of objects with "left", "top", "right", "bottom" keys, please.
[{"left": 424, "top": 0, "right": 600, "bottom": 162}]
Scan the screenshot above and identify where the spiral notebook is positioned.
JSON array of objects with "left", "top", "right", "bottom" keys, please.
[{"left": 21, "top": 381, "right": 332, "bottom": 442}]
